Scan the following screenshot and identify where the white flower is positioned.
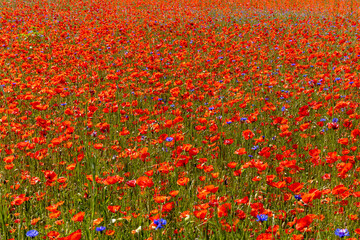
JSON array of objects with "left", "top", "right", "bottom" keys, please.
[{"left": 135, "top": 226, "right": 142, "bottom": 233}]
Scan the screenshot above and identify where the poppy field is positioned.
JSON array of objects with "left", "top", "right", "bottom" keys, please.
[{"left": 2, "top": 0, "right": 360, "bottom": 239}]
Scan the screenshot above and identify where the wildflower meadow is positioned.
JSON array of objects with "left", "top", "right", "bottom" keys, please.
[{"left": 1, "top": 0, "right": 360, "bottom": 239}]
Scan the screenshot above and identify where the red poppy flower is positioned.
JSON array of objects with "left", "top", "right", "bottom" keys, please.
[
  {"left": 126, "top": 180, "right": 137, "bottom": 187},
  {"left": 234, "top": 148, "right": 246, "bottom": 155},
  {"left": 242, "top": 130, "right": 255, "bottom": 140},
  {"left": 256, "top": 233, "right": 274, "bottom": 240},
  {"left": 223, "top": 139, "right": 233, "bottom": 145},
  {"left": 71, "top": 212, "right": 85, "bottom": 222},
  {"left": 136, "top": 176, "right": 154, "bottom": 188},
  {"left": 194, "top": 210, "right": 207, "bottom": 219},
  {"left": 177, "top": 177, "right": 190, "bottom": 186},
  {"left": 59, "top": 229, "right": 82, "bottom": 240},
  {"left": 107, "top": 205, "right": 121, "bottom": 213},
  {"left": 93, "top": 143, "right": 103, "bottom": 149},
  {"left": 295, "top": 215, "right": 313, "bottom": 231}
]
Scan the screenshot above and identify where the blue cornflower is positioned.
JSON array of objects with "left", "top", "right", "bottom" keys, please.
[
  {"left": 26, "top": 230, "right": 39, "bottom": 238},
  {"left": 281, "top": 106, "right": 286, "bottom": 112},
  {"left": 251, "top": 146, "right": 259, "bottom": 150},
  {"left": 241, "top": 117, "right": 248, "bottom": 121},
  {"left": 154, "top": 218, "right": 167, "bottom": 230},
  {"left": 334, "top": 228, "right": 350, "bottom": 238},
  {"left": 332, "top": 118, "right": 339, "bottom": 123},
  {"left": 165, "top": 137, "right": 173, "bottom": 142},
  {"left": 96, "top": 226, "right": 106, "bottom": 232},
  {"left": 256, "top": 214, "right": 268, "bottom": 222},
  {"left": 294, "top": 195, "right": 302, "bottom": 200}
]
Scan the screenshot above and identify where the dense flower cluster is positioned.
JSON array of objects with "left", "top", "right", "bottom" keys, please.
[{"left": 1, "top": 0, "right": 360, "bottom": 239}]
